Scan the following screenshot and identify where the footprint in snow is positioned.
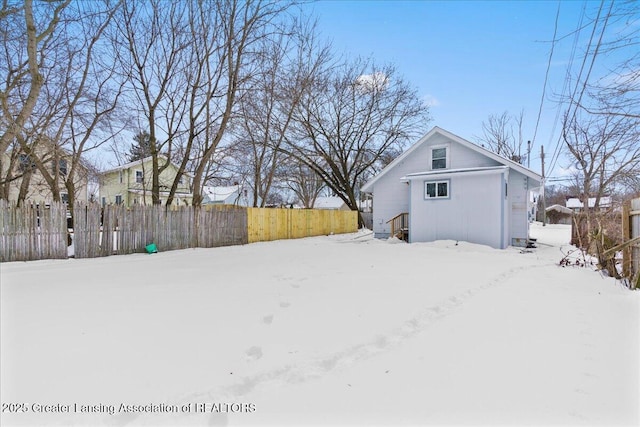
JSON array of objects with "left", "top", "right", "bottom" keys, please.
[
  {"left": 280, "top": 301, "right": 291, "bottom": 308},
  {"left": 245, "top": 346, "right": 263, "bottom": 361},
  {"left": 263, "top": 314, "right": 274, "bottom": 325},
  {"left": 208, "top": 411, "right": 228, "bottom": 426}
]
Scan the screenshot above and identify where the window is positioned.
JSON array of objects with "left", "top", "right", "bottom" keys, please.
[
  {"left": 431, "top": 147, "right": 447, "bottom": 170},
  {"left": 61, "top": 193, "right": 69, "bottom": 204},
  {"left": 135, "top": 170, "right": 143, "bottom": 183},
  {"left": 119, "top": 171, "right": 123, "bottom": 184},
  {"left": 424, "top": 180, "right": 449, "bottom": 199},
  {"left": 101, "top": 197, "right": 106, "bottom": 207},
  {"left": 52, "top": 159, "right": 67, "bottom": 176},
  {"left": 18, "top": 154, "right": 36, "bottom": 172},
  {"left": 115, "top": 195, "right": 122, "bottom": 205}
]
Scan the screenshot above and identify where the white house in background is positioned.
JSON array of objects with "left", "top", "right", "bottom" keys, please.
[
  {"left": 312, "top": 196, "right": 350, "bottom": 211},
  {"left": 361, "top": 126, "right": 542, "bottom": 249},
  {"left": 565, "top": 196, "right": 612, "bottom": 211},
  {"left": 201, "top": 184, "right": 256, "bottom": 207}
]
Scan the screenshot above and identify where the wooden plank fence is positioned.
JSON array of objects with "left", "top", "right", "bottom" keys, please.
[
  {"left": 1, "top": 202, "right": 358, "bottom": 262},
  {"left": 622, "top": 197, "right": 640, "bottom": 289},
  {"left": 73, "top": 203, "right": 248, "bottom": 258},
  {"left": 247, "top": 208, "right": 358, "bottom": 243},
  {"left": 0, "top": 200, "right": 68, "bottom": 262}
]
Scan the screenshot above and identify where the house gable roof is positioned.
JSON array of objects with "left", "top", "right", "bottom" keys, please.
[
  {"left": 565, "top": 196, "right": 612, "bottom": 209},
  {"left": 313, "top": 196, "right": 348, "bottom": 209},
  {"left": 546, "top": 204, "right": 573, "bottom": 214},
  {"left": 361, "top": 126, "right": 542, "bottom": 192},
  {"left": 202, "top": 185, "right": 240, "bottom": 203},
  {"left": 101, "top": 155, "right": 193, "bottom": 177}
]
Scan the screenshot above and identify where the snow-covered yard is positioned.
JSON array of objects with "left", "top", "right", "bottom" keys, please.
[{"left": 1, "top": 223, "right": 638, "bottom": 426}]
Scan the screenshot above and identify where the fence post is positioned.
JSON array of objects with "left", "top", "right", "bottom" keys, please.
[
  {"left": 628, "top": 198, "right": 640, "bottom": 289},
  {"left": 622, "top": 200, "right": 631, "bottom": 279}
]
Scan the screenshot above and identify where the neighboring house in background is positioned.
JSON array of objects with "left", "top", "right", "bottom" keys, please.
[
  {"left": 0, "top": 142, "right": 89, "bottom": 204},
  {"left": 545, "top": 204, "right": 573, "bottom": 225},
  {"left": 565, "top": 196, "right": 612, "bottom": 212},
  {"left": 99, "top": 155, "right": 192, "bottom": 206},
  {"left": 361, "top": 126, "right": 542, "bottom": 249},
  {"left": 312, "top": 196, "right": 350, "bottom": 211},
  {"left": 201, "top": 184, "right": 256, "bottom": 207}
]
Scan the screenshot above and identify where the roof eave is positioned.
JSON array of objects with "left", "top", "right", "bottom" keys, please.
[{"left": 361, "top": 126, "right": 543, "bottom": 192}]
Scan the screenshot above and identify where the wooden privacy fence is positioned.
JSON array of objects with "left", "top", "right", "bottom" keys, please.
[
  {"left": 0, "top": 200, "right": 68, "bottom": 262},
  {"left": 247, "top": 208, "right": 358, "bottom": 243},
  {"left": 1, "top": 202, "right": 359, "bottom": 262},
  {"left": 73, "top": 203, "right": 247, "bottom": 258}
]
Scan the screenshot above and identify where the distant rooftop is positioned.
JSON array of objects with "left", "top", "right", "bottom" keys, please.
[{"left": 565, "top": 196, "right": 612, "bottom": 209}]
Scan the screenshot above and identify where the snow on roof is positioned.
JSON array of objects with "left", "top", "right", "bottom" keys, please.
[
  {"left": 202, "top": 185, "right": 240, "bottom": 202},
  {"left": 546, "top": 204, "right": 573, "bottom": 214},
  {"left": 402, "top": 166, "right": 508, "bottom": 180},
  {"left": 566, "top": 197, "right": 612, "bottom": 209},
  {"left": 313, "top": 196, "right": 347, "bottom": 209}
]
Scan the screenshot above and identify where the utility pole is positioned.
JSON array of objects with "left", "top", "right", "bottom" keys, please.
[{"left": 541, "top": 145, "right": 546, "bottom": 227}]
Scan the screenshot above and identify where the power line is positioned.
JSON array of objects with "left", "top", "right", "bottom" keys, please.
[
  {"left": 548, "top": 1, "right": 615, "bottom": 178},
  {"left": 531, "top": 0, "right": 561, "bottom": 152},
  {"left": 547, "top": 1, "right": 587, "bottom": 177},
  {"left": 568, "top": 0, "right": 613, "bottom": 124}
]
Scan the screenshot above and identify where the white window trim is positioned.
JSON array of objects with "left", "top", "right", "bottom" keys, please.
[
  {"left": 424, "top": 179, "right": 450, "bottom": 200},
  {"left": 135, "top": 170, "right": 144, "bottom": 183},
  {"left": 430, "top": 144, "right": 450, "bottom": 170}
]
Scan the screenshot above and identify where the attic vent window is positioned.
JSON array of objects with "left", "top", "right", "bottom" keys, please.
[{"left": 432, "top": 147, "right": 447, "bottom": 169}]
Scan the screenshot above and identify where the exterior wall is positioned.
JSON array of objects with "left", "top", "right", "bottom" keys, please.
[
  {"left": 370, "top": 133, "right": 502, "bottom": 238},
  {"left": 99, "top": 169, "right": 128, "bottom": 205},
  {"left": 408, "top": 170, "right": 506, "bottom": 248},
  {"left": 1, "top": 151, "right": 89, "bottom": 204},
  {"left": 99, "top": 158, "right": 192, "bottom": 206},
  {"left": 507, "top": 170, "right": 530, "bottom": 246},
  {"left": 370, "top": 168, "right": 410, "bottom": 238}
]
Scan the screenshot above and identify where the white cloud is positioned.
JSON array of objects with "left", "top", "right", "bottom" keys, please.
[
  {"left": 423, "top": 94, "right": 440, "bottom": 107},
  {"left": 355, "top": 72, "right": 389, "bottom": 92}
]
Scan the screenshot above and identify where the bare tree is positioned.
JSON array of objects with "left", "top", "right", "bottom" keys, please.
[
  {"left": 0, "top": 0, "right": 71, "bottom": 156},
  {"left": 562, "top": 110, "right": 640, "bottom": 273},
  {"left": 476, "top": 110, "right": 526, "bottom": 164},
  {"left": 39, "top": 1, "right": 123, "bottom": 213},
  {"left": 1, "top": 0, "right": 123, "bottom": 213},
  {"left": 285, "top": 59, "right": 431, "bottom": 226},
  {"left": 110, "top": 0, "right": 191, "bottom": 205},
  {"left": 285, "top": 162, "right": 325, "bottom": 208},
  {"left": 233, "top": 17, "right": 331, "bottom": 207},
  {"left": 572, "top": 2, "right": 640, "bottom": 121},
  {"left": 188, "top": 0, "right": 292, "bottom": 207},
  {"left": 110, "top": 0, "right": 292, "bottom": 207}
]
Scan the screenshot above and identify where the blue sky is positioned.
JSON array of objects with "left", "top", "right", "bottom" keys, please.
[{"left": 301, "top": 0, "right": 606, "bottom": 180}]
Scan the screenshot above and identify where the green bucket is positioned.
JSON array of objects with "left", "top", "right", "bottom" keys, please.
[{"left": 145, "top": 243, "right": 158, "bottom": 254}]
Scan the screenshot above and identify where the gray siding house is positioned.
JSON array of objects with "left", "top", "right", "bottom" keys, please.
[{"left": 361, "top": 127, "right": 542, "bottom": 249}]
